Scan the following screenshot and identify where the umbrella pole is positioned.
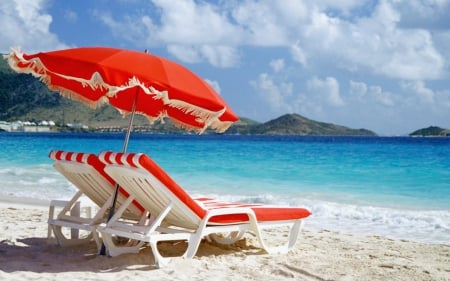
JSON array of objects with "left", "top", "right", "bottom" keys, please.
[
  {"left": 99, "top": 93, "right": 138, "bottom": 256},
  {"left": 122, "top": 94, "right": 137, "bottom": 153}
]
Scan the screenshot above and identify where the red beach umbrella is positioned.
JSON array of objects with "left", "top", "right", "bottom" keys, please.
[{"left": 5, "top": 46, "right": 238, "bottom": 136}]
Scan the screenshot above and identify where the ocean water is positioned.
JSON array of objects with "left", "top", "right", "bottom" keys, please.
[{"left": 0, "top": 132, "right": 449, "bottom": 244}]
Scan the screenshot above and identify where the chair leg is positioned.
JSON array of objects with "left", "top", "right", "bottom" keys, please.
[
  {"left": 253, "top": 220, "right": 304, "bottom": 254},
  {"left": 147, "top": 234, "right": 193, "bottom": 268},
  {"left": 100, "top": 230, "right": 145, "bottom": 257},
  {"left": 148, "top": 241, "right": 171, "bottom": 268},
  {"left": 51, "top": 225, "right": 93, "bottom": 247},
  {"left": 184, "top": 231, "right": 204, "bottom": 258}
]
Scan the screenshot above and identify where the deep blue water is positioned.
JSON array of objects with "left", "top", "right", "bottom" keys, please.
[{"left": 1, "top": 132, "right": 449, "bottom": 244}]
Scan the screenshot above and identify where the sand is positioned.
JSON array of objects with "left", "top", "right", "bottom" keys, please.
[{"left": 0, "top": 198, "right": 449, "bottom": 281}]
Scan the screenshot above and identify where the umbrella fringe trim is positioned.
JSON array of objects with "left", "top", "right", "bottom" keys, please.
[
  {"left": 149, "top": 87, "right": 229, "bottom": 132},
  {"left": 4, "top": 48, "right": 109, "bottom": 109},
  {"left": 50, "top": 86, "right": 109, "bottom": 109},
  {"left": 4, "top": 47, "right": 47, "bottom": 78}
]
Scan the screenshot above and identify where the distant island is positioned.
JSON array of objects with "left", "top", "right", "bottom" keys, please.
[
  {"left": 225, "top": 114, "right": 376, "bottom": 136},
  {"left": 409, "top": 126, "right": 450, "bottom": 137},
  {"left": 0, "top": 57, "right": 448, "bottom": 136}
]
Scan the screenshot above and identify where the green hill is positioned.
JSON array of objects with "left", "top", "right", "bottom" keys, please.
[
  {"left": 1, "top": 56, "right": 376, "bottom": 135},
  {"left": 227, "top": 114, "right": 376, "bottom": 136},
  {"left": 410, "top": 126, "right": 450, "bottom": 137}
]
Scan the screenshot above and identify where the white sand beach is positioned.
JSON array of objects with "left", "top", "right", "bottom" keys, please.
[{"left": 0, "top": 198, "right": 449, "bottom": 281}]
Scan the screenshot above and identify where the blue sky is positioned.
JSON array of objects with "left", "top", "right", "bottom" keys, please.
[{"left": 1, "top": 0, "right": 449, "bottom": 135}]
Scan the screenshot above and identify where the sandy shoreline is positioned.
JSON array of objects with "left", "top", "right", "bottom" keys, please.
[{"left": 0, "top": 198, "right": 449, "bottom": 281}]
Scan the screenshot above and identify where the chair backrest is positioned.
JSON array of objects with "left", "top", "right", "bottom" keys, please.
[
  {"left": 99, "top": 151, "right": 207, "bottom": 229},
  {"left": 49, "top": 150, "right": 144, "bottom": 218}
]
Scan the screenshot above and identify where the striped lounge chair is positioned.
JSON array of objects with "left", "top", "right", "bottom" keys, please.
[
  {"left": 97, "top": 151, "right": 311, "bottom": 268},
  {"left": 47, "top": 150, "right": 147, "bottom": 251}
]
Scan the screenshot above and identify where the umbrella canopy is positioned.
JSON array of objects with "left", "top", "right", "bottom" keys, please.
[{"left": 4, "top": 46, "right": 239, "bottom": 133}]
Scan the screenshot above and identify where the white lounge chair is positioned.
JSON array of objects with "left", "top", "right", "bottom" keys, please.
[
  {"left": 97, "top": 151, "right": 311, "bottom": 268},
  {"left": 47, "top": 150, "right": 147, "bottom": 251}
]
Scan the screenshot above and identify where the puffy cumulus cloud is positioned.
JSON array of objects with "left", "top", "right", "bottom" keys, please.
[
  {"left": 150, "top": 0, "right": 242, "bottom": 67},
  {"left": 152, "top": 0, "right": 241, "bottom": 45},
  {"left": 369, "top": 85, "right": 395, "bottom": 107},
  {"left": 290, "top": 42, "right": 307, "bottom": 66},
  {"left": 231, "top": 0, "right": 446, "bottom": 80},
  {"left": 270, "top": 59, "right": 285, "bottom": 73},
  {"left": 231, "top": 0, "right": 307, "bottom": 46},
  {"left": 199, "top": 45, "right": 240, "bottom": 68},
  {"left": 166, "top": 44, "right": 239, "bottom": 67},
  {"left": 401, "top": 80, "right": 435, "bottom": 104},
  {"left": 96, "top": 0, "right": 242, "bottom": 67},
  {"left": 92, "top": 0, "right": 448, "bottom": 80},
  {"left": 303, "top": 10, "right": 343, "bottom": 50},
  {"left": 349, "top": 80, "right": 368, "bottom": 100},
  {"left": 0, "top": 0, "right": 67, "bottom": 52},
  {"left": 268, "top": 1, "right": 443, "bottom": 81},
  {"left": 166, "top": 45, "right": 202, "bottom": 64},
  {"left": 250, "top": 72, "right": 294, "bottom": 112},
  {"left": 296, "top": 1, "right": 445, "bottom": 80},
  {"left": 307, "top": 76, "right": 345, "bottom": 107}
]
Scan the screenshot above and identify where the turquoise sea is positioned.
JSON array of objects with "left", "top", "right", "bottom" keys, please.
[{"left": 0, "top": 132, "right": 449, "bottom": 244}]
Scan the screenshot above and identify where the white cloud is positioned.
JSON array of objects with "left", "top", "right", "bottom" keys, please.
[
  {"left": 293, "top": 1, "right": 446, "bottom": 80},
  {"left": 270, "top": 59, "right": 285, "bottom": 73},
  {"left": 200, "top": 45, "right": 240, "bottom": 68},
  {"left": 349, "top": 80, "right": 368, "bottom": 100},
  {"left": 165, "top": 44, "right": 239, "bottom": 67},
  {"left": 307, "top": 76, "right": 345, "bottom": 107},
  {"left": 95, "top": 0, "right": 242, "bottom": 67},
  {"left": 152, "top": 0, "right": 241, "bottom": 45},
  {"left": 150, "top": 0, "right": 242, "bottom": 67},
  {"left": 250, "top": 73, "right": 294, "bottom": 112},
  {"left": 91, "top": 0, "right": 448, "bottom": 81},
  {"left": 369, "top": 85, "right": 395, "bottom": 107},
  {"left": 0, "top": 0, "right": 67, "bottom": 53},
  {"left": 401, "top": 80, "right": 435, "bottom": 104},
  {"left": 231, "top": 1, "right": 291, "bottom": 46},
  {"left": 290, "top": 41, "right": 307, "bottom": 66},
  {"left": 166, "top": 45, "right": 201, "bottom": 64}
]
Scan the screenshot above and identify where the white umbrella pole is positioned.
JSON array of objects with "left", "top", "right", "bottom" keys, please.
[
  {"left": 99, "top": 93, "right": 138, "bottom": 255},
  {"left": 122, "top": 94, "right": 137, "bottom": 153}
]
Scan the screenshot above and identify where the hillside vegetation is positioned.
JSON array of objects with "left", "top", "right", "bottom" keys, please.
[{"left": 410, "top": 126, "right": 450, "bottom": 137}]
